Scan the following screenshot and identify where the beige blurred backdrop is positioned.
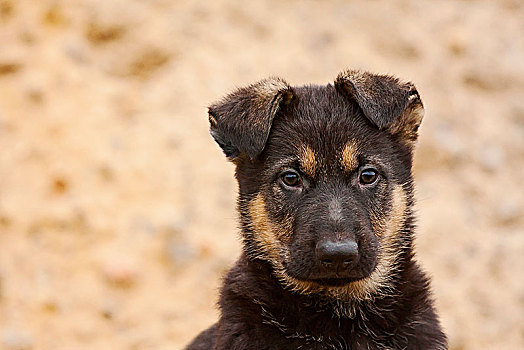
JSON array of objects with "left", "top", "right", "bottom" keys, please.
[{"left": 0, "top": 0, "right": 523, "bottom": 349}]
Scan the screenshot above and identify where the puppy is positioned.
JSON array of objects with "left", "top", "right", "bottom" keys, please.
[{"left": 186, "top": 70, "right": 447, "bottom": 349}]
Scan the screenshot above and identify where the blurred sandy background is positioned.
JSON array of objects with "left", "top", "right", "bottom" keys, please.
[{"left": 0, "top": 0, "right": 523, "bottom": 349}]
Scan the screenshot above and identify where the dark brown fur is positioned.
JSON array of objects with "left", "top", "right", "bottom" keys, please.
[{"left": 186, "top": 70, "right": 447, "bottom": 350}]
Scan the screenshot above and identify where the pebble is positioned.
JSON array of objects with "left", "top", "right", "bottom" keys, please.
[
  {"left": 1, "top": 329, "right": 34, "bottom": 350},
  {"left": 433, "top": 122, "right": 466, "bottom": 161},
  {"left": 163, "top": 222, "right": 197, "bottom": 268},
  {"left": 494, "top": 200, "right": 522, "bottom": 226},
  {"left": 63, "top": 42, "right": 88, "bottom": 64},
  {"left": 102, "top": 257, "right": 138, "bottom": 288},
  {"left": 166, "top": 240, "right": 197, "bottom": 267},
  {"left": 477, "top": 145, "right": 505, "bottom": 173},
  {"left": 100, "top": 300, "right": 117, "bottom": 320}
]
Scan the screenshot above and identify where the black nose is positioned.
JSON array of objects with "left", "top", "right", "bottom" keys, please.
[{"left": 315, "top": 239, "right": 359, "bottom": 271}]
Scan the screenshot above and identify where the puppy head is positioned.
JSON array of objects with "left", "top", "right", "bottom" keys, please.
[{"left": 208, "top": 71, "right": 424, "bottom": 301}]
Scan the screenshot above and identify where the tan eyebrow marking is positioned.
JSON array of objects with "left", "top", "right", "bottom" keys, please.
[
  {"left": 341, "top": 141, "right": 359, "bottom": 172},
  {"left": 299, "top": 145, "right": 317, "bottom": 177}
]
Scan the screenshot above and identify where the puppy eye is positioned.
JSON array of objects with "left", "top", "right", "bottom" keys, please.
[
  {"left": 280, "top": 171, "right": 302, "bottom": 188},
  {"left": 359, "top": 168, "right": 378, "bottom": 185}
]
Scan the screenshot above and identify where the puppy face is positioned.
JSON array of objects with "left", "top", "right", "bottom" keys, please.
[{"left": 209, "top": 71, "right": 423, "bottom": 301}]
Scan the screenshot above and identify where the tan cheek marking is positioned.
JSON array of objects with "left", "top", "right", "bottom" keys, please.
[
  {"left": 248, "top": 193, "right": 293, "bottom": 262},
  {"left": 341, "top": 141, "right": 359, "bottom": 172},
  {"left": 299, "top": 145, "right": 317, "bottom": 177},
  {"left": 345, "top": 185, "right": 407, "bottom": 298},
  {"left": 387, "top": 185, "right": 409, "bottom": 239},
  {"left": 249, "top": 194, "right": 277, "bottom": 254}
]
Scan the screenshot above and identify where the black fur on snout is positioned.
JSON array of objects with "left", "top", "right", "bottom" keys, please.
[{"left": 283, "top": 182, "right": 378, "bottom": 284}]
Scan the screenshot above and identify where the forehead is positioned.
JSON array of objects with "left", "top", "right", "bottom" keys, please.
[{"left": 265, "top": 84, "right": 392, "bottom": 168}]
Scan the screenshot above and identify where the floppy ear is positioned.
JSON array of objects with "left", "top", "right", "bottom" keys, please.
[
  {"left": 335, "top": 69, "right": 424, "bottom": 146},
  {"left": 208, "top": 77, "right": 294, "bottom": 160}
]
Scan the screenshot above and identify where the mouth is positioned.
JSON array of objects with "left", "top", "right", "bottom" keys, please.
[
  {"left": 309, "top": 277, "right": 364, "bottom": 287},
  {"left": 281, "top": 261, "right": 372, "bottom": 288}
]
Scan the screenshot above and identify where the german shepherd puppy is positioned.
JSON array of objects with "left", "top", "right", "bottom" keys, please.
[{"left": 186, "top": 70, "right": 447, "bottom": 349}]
